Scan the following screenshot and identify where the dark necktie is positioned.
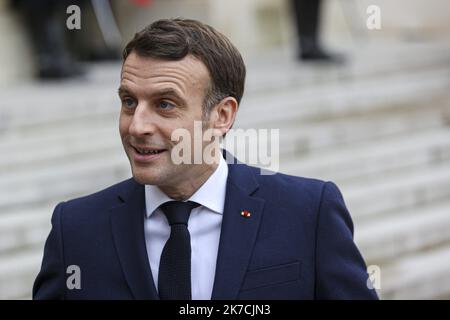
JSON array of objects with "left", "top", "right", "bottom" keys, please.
[{"left": 158, "top": 200, "right": 200, "bottom": 300}]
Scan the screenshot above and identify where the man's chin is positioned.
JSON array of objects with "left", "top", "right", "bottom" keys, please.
[
  {"left": 131, "top": 175, "right": 155, "bottom": 185},
  {"left": 131, "top": 168, "right": 164, "bottom": 186}
]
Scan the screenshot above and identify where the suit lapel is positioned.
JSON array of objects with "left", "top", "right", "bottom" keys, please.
[
  {"left": 110, "top": 179, "right": 159, "bottom": 299},
  {"left": 211, "top": 155, "right": 266, "bottom": 299}
]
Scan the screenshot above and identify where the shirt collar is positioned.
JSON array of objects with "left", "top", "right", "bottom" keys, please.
[{"left": 145, "top": 155, "right": 229, "bottom": 218}]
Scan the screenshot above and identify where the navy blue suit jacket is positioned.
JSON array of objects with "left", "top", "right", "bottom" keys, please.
[{"left": 33, "top": 154, "right": 378, "bottom": 300}]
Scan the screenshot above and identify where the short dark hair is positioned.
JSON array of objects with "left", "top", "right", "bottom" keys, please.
[{"left": 122, "top": 18, "right": 246, "bottom": 115}]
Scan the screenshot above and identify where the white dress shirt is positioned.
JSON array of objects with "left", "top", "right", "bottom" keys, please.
[{"left": 144, "top": 155, "right": 228, "bottom": 300}]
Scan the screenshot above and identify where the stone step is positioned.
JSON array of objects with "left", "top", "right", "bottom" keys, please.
[
  {"left": 342, "top": 162, "right": 450, "bottom": 220},
  {"left": 7, "top": 244, "right": 450, "bottom": 300},
  {"left": 275, "top": 99, "right": 450, "bottom": 157},
  {"left": 1, "top": 65, "right": 449, "bottom": 133},
  {"left": 0, "top": 206, "right": 52, "bottom": 255},
  {"left": 0, "top": 153, "right": 130, "bottom": 212},
  {"left": 70, "top": 43, "right": 450, "bottom": 101},
  {"left": 244, "top": 42, "right": 450, "bottom": 96},
  {"left": 1, "top": 139, "right": 449, "bottom": 226},
  {"left": 280, "top": 126, "right": 450, "bottom": 183},
  {"left": 380, "top": 243, "right": 450, "bottom": 299},
  {"left": 1, "top": 87, "right": 448, "bottom": 175},
  {"left": 3, "top": 189, "right": 450, "bottom": 269},
  {"left": 0, "top": 125, "right": 121, "bottom": 172},
  {"left": 3, "top": 201, "right": 450, "bottom": 300},
  {"left": 0, "top": 248, "right": 42, "bottom": 299},
  {"left": 2, "top": 99, "right": 448, "bottom": 174},
  {"left": 237, "top": 68, "right": 450, "bottom": 129},
  {"left": 0, "top": 83, "right": 117, "bottom": 132},
  {"left": 355, "top": 199, "right": 450, "bottom": 265},
  {"left": 1, "top": 125, "right": 450, "bottom": 214}
]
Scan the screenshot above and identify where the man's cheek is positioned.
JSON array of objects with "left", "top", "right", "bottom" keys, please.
[{"left": 118, "top": 119, "right": 130, "bottom": 137}]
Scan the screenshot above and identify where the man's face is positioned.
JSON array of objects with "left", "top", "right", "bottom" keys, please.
[{"left": 119, "top": 52, "right": 214, "bottom": 187}]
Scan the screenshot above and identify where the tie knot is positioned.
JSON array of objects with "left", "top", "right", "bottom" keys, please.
[{"left": 160, "top": 200, "right": 199, "bottom": 226}]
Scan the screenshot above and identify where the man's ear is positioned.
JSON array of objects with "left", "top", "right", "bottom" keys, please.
[{"left": 209, "top": 97, "right": 238, "bottom": 137}]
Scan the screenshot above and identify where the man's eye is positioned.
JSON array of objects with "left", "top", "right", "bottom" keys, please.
[
  {"left": 158, "top": 101, "right": 175, "bottom": 110},
  {"left": 122, "top": 98, "right": 136, "bottom": 108}
]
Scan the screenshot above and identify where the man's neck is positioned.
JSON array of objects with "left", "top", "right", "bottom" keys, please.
[{"left": 159, "top": 156, "right": 221, "bottom": 201}]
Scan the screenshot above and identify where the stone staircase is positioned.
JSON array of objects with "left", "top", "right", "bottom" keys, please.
[{"left": 0, "top": 40, "right": 449, "bottom": 299}]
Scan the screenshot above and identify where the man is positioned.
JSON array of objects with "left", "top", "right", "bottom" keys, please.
[
  {"left": 12, "top": 0, "right": 85, "bottom": 79},
  {"left": 291, "top": 0, "right": 343, "bottom": 62},
  {"left": 33, "top": 18, "right": 377, "bottom": 300}
]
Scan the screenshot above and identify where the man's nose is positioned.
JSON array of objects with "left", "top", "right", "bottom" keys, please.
[{"left": 128, "top": 103, "right": 157, "bottom": 136}]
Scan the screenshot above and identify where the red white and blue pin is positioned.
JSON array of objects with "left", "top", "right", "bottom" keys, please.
[{"left": 241, "top": 210, "right": 251, "bottom": 218}]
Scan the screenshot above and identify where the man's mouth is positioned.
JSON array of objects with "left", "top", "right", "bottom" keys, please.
[{"left": 132, "top": 145, "right": 167, "bottom": 155}]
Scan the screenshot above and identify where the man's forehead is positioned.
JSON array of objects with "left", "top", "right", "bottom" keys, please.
[{"left": 121, "top": 52, "right": 209, "bottom": 85}]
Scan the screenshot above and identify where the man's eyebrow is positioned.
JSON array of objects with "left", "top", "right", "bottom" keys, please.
[
  {"left": 117, "top": 87, "right": 186, "bottom": 106},
  {"left": 117, "top": 86, "right": 131, "bottom": 96},
  {"left": 153, "top": 88, "right": 184, "bottom": 100}
]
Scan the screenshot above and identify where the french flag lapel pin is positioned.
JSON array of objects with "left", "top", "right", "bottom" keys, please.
[{"left": 241, "top": 210, "right": 251, "bottom": 218}]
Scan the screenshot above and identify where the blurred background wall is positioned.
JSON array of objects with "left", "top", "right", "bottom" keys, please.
[{"left": 0, "top": 0, "right": 449, "bottom": 299}]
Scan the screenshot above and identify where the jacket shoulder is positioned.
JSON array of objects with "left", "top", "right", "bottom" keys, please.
[
  {"left": 251, "top": 165, "right": 328, "bottom": 201},
  {"left": 57, "top": 178, "right": 140, "bottom": 217}
]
